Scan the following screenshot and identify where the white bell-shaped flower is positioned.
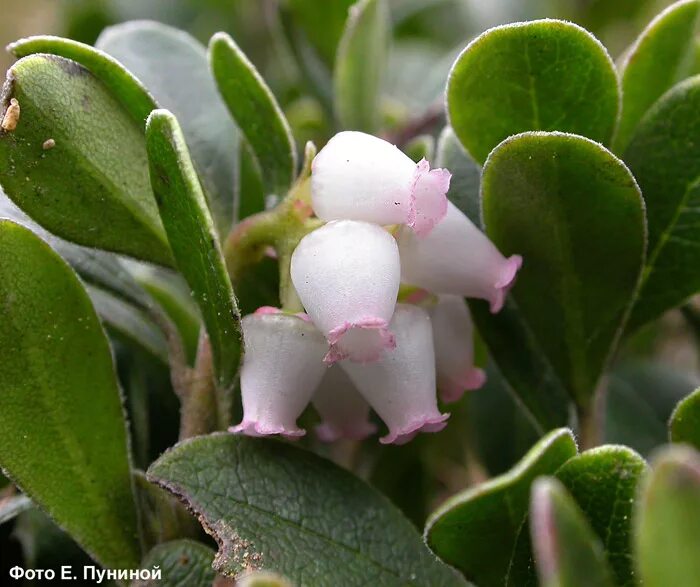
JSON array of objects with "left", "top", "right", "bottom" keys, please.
[
  {"left": 430, "top": 295, "right": 486, "bottom": 403},
  {"left": 291, "top": 220, "right": 401, "bottom": 364},
  {"left": 230, "top": 308, "right": 328, "bottom": 438},
  {"left": 341, "top": 304, "right": 449, "bottom": 445},
  {"left": 311, "top": 131, "right": 450, "bottom": 236},
  {"left": 397, "top": 201, "right": 522, "bottom": 313},
  {"left": 312, "top": 365, "right": 377, "bottom": 442}
]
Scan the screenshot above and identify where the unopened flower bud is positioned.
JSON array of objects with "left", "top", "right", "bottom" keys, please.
[
  {"left": 230, "top": 309, "right": 327, "bottom": 438},
  {"left": 312, "top": 366, "right": 377, "bottom": 442},
  {"left": 398, "top": 201, "right": 522, "bottom": 313},
  {"left": 311, "top": 131, "right": 450, "bottom": 236},
  {"left": 291, "top": 220, "right": 400, "bottom": 364},
  {"left": 341, "top": 304, "right": 449, "bottom": 445},
  {"left": 430, "top": 295, "right": 486, "bottom": 403}
]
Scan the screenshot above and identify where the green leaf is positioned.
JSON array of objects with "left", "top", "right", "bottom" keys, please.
[
  {"left": 424, "top": 428, "right": 577, "bottom": 586},
  {"left": 0, "top": 495, "right": 32, "bottom": 526},
  {"left": 138, "top": 540, "right": 216, "bottom": 587},
  {"left": 529, "top": 478, "right": 616, "bottom": 587},
  {"left": 147, "top": 434, "right": 466, "bottom": 586},
  {"left": 554, "top": 446, "right": 647, "bottom": 586},
  {"left": 670, "top": 388, "right": 700, "bottom": 450},
  {"left": 8, "top": 35, "right": 156, "bottom": 125},
  {"left": 0, "top": 54, "right": 171, "bottom": 265},
  {"left": 624, "top": 76, "right": 700, "bottom": 331},
  {"left": 96, "top": 21, "right": 240, "bottom": 237},
  {"left": 614, "top": 0, "right": 700, "bottom": 152},
  {"left": 481, "top": 132, "right": 645, "bottom": 407},
  {"left": 209, "top": 32, "right": 297, "bottom": 197},
  {"left": 435, "top": 126, "right": 481, "bottom": 227},
  {"left": 334, "top": 0, "right": 389, "bottom": 133},
  {"left": 145, "top": 109, "right": 241, "bottom": 389},
  {"left": 236, "top": 141, "right": 266, "bottom": 221},
  {"left": 0, "top": 220, "right": 140, "bottom": 569},
  {"left": 635, "top": 445, "right": 700, "bottom": 587},
  {"left": 447, "top": 20, "right": 620, "bottom": 164}
]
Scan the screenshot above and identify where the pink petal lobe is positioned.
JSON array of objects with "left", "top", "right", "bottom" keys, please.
[
  {"left": 490, "top": 254, "right": 523, "bottom": 313},
  {"left": 324, "top": 318, "right": 396, "bottom": 364},
  {"left": 407, "top": 159, "right": 450, "bottom": 237},
  {"left": 315, "top": 420, "right": 377, "bottom": 443},
  {"left": 380, "top": 413, "right": 450, "bottom": 445},
  {"left": 229, "top": 421, "right": 305, "bottom": 439},
  {"left": 439, "top": 367, "right": 487, "bottom": 403}
]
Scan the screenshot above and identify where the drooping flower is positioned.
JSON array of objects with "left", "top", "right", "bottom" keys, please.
[
  {"left": 230, "top": 308, "right": 327, "bottom": 438},
  {"left": 291, "top": 220, "right": 401, "bottom": 364},
  {"left": 397, "top": 201, "right": 522, "bottom": 313},
  {"left": 341, "top": 303, "right": 449, "bottom": 445},
  {"left": 312, "top": 365, "right": 377, "bottom": 442},
  {"left": 430, "top": 294, "right": 486, "bottom": 403},
  {"left": 311, "top": 131, "right": 451, "bottom": 236}
]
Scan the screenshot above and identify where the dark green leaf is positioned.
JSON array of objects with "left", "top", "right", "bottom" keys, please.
[
  {"left": 236, "top": 141, "right": 266, "bottom": 221},
  {"left": 0, "top": 495, "right": 31, "bottom": 526},
  {"left": 624, "top": 76, "right": 700, "bottom": 331},
  {"left": 670, "top": 388, "right": 700, "bottom": 449},
  {"left": 96, "top": 21, "right": 239, "bottom": 237},
  {"left": 436, "top": 126, "right": 481, "bottom": 227},
  {"left": 424, "top": 428, "right": 577, "bottom": 586},
  {"left": 447, "top": 20, "right": 619, "bottom": 164},
  {"left": 482, "top": 132, "right": 645, "bottom": 407},
  {"left": 209, "top": 32, "right": 296, "bottom": 197},
  {"left": 137, "top": 540, "right": 216, "bottom": 587},
  {"left": 554, "top": 446, "right": 647, "bottom": 586},
  {"left": 334, "top": 0, "right": 389, "bottom": 133},
  {"left": 8, "top": 35, "right": 156, "bottom": 125},
  {"left": 148, "top": 434, "right": 466, "bottom": 586},
  {"left": 635, "top": 445, "right": 700, "bottom": 587},
  {"left": 0, "top": 55, "right": 171, "bottom": 265},
  {"left": 529, "top": 478, "right": 616, "bottom": 587},
  {"left": 614, "top": 0, "right": 700, "bottom": 152},
  {"left": 145, "top": 109, "right": 241, "bottom": 389},
  {"left": 0, "top": 220, "right": 140, "bottom": 569}
]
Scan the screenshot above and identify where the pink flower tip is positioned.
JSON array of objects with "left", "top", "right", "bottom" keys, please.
[
  {"left": 229, "top": 421, "right": 305, "bottom": 439},
  {"left": 254, "top": 306, "right": 282, "bottom": 316},
  {"left": 379, "top": 413, "right": 450, "bottom": 445},
  {"left": 439, "top": 368, "right": 487, "bottom": 403},
  {"left": 324, "top": 318, "right": 396, "bottom": 364},
  {"left": 489, "top": 254, "right": 523, "bottom": 313},
  {"left": 315, "top": 420, "right": 378, "bottom": 443},
  {"left": 407, "top": 159, "right": 450, "bottom": 237}
]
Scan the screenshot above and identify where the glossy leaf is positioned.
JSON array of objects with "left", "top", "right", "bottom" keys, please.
[
  {"left": 435, "top": 126, "right": 481, "bottom": 227},
  {"left": 425, "top": 428, "right": 577, "bottom": 586},
  {"left": 209, "top": 32, "right": 296, "bottom": 197},
  {"left": 96, "top": 21, "right": 239, "bottom": 236},
  {"left": 635, "top": 446, "right": 700, "bottom": 587},
  {"left": 8, "top": 35, "right": 156, "bottom": 125},
  {"left": 447, "top": 20, "right": 619, "bottom": 164},
  {"left": 146, "top": 109, "right": 241, "bottom": 389},
  {"left": 138, "top": 540, "right": 216, "bottom": 587},
  {"left": 334, "top": 0, "right": 389, "bottom": 133},
  {"left": 624, "top": 76, "right": 700, "bottom": 330},
  {"left": 0, "top": 54, "right": 171, "bottom": 265},
  {"left": 670, "top": 388, "right": 700, "bottom": 450},
  {"left": 148, "top": 434, "right": 466, "bottom": 586},
  {"left": 614, "top": 0, "right": 700, "bottom": 152},
  {"left": 482, "top": 132, "right": 645, "bottom": 407},
  {"left": 530, "top": 478, "right": 615, "bottom": 587},
  {"left": 0, "top": 220, "right": 140, "bottom": 569}
]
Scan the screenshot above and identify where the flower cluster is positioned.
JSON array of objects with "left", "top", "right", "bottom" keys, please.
[{"left": 231, "top": 131, "right": 522, "bottom": 445}]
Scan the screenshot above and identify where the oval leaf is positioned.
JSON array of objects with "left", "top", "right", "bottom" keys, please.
[
  {"left": 670, "top": 388, "right": 700, "bottom": 450},
  {"left": 145, "top": 110, "right": 241, "bottom": 388},
  {"left": 624, "top": 76, "right": 700, "bottom": 331},
  {"left": 0, "top": 219, "right": 140, "bottom": 569},
  {"left": 481, "top": 132, "right": 645, "bottom": 407},
  {"left": 635, "top": 445, "right": 700, "bottom": 587},
  {"left": 0, "top": 55, "right": 171, "bottom": 265},
  {"left": 447, "top": 20, "right": 619, "bottom": 164},
  {"left": 530, "top": 478, "right": 616, "bottom": 587},
  {"left": 139, "top": 540, "right": 216, "bottom": 587},
  {"left": 334, "top": 0, "right": 389, "bottom": 133},
  {"left": 97, "top": 21, "right": 240, "bottom": 237},
  {"left": 425, "top": 428, "right": 577, "bottom": 586},
  {"left": 209, "top": 32, "right": 296, "bottom": 197},
  {"left": 147, "top": 434, "right": 466, "bottom": 586},
  {"left": 614, "top": 0, "right": 700, "bottom": 152}
]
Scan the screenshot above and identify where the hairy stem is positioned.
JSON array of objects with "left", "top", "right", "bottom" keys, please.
[
  {"left": 179, "top": 333, "right": 218, "bottom": 440},
  {"left": 577, "top": 377, "right": 608, "bottom": 450}
]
